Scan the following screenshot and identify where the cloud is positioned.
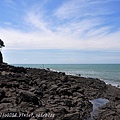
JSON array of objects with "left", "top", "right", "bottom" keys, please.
[
  {"left": 0, "top": 26, "right": 120, "bottom": 51},
  {"left": 5, "top": 0, "right": 14, "bottom": 4},
  {"left": 26, "top": 12, "right": 49, "bottom": 32},
  {"left": 0, "top": 0, "right": 120, "bottom": 52},
  {"left": 4, "top": 0, "right": 17, "bottom": 9},
  {"left": 54, "top": 0, "right": 115, "bottom": 20}
]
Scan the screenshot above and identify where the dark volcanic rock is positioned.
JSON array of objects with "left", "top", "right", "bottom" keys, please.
[
  {"left": 0, "top": 90, "right": 5, "bottom": 101},
  {"left": 0, "top": 63, "right": 26, "bottom": 73},
  {"left": 17, "top": 91, "right": 40, "bottom": 105},
  {"left": 0, "top": 64, "right": 120, "bottom": 120},
  {"left": 94, "top": 101, "right": 120, "bottom": 120},
  {"left": 63, "top": 113, "right": 81, "bottom": 120}
]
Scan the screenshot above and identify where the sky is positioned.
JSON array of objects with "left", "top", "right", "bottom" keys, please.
[{"left": 0, "top": 0, "right": 120, "bottom": 64}]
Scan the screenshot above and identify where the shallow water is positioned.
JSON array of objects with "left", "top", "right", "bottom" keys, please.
[{"left": 88, "top": 98, "right": 109, "bottom": 120}]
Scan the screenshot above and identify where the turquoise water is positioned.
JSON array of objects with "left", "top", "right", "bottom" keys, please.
[{"left": 14, "top": 64, "right": 120, "bottom": 87}]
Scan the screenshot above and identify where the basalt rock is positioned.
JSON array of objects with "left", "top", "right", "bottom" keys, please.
[
  {"left": 16, "top": 91, "right": 40, "bottom": 105},
  {"left": 0, "top": 64, "right": 120, "bottom": 120}
]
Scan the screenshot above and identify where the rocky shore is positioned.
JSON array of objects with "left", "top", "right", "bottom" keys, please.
[{"left": 0, "top": 63, "right": 120, "bottom": 120}]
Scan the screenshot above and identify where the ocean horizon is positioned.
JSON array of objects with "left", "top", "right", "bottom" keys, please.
[{"left": 13, "top": 64, "right": 120, "bottom": 88}]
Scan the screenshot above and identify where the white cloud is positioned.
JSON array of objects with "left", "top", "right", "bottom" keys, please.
[
  {"left": 0, "top": 27, "right": 120, "bottom": 51},
  {"left": 4, "top": 0, "right": 17, "bottom": 10},
  {"left": 55, "top": 18, "right": 104, "bottom": 39},
  {"left": 54, "top": 0, "right": 114, "bottom": 20},
  {"left": 26, "top": 12, "right": 49, "bottom": 32},
  {"left": 0, "top": 0, "right": 120, "bottom": 52}
]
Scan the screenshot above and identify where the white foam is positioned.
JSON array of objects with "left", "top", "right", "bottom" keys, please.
[
  {"left": 46, "top": 68, "right": 120, "bottom": 88},
  {"left": 100, "top": 79, "right": 120, "bottom": 88}
]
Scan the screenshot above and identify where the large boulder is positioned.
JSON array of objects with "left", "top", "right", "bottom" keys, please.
[{"left": 16, "top": 91, "right": 41, "bottom": 105}]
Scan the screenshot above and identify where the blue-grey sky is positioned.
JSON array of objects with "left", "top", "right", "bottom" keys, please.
[{"left": 0, "top": 0, "right": 120, "bottom": 64}]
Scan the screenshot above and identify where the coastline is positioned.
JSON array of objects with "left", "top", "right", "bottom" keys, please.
[
  {"left": 14, "top": 64, "right": 120, "bottom": 88},
  {"left": 0, "top": 63, "right": 120, "bottom": 120}
]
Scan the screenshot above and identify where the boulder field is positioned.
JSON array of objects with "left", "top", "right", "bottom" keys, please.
[{"left": 0, "top": 63, "right": 120, "bottom": 120}]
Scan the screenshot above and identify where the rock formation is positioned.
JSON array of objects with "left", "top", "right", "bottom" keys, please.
[
  {"left": 0, "top": 64, "right": 120, "bottom": 120},
  {"left": 0, "top": 39, "right": 5, "bottom": 63},
  {"left": 0, "top": 52, "right": 3, "bottom": 63}
]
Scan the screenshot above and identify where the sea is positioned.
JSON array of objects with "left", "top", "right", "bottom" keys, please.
[{"left": 14, "top": 64, "right": 120, "bottom": 88}]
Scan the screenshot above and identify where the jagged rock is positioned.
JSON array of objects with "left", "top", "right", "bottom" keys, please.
[
  {"left": 17, "top": 91, "right": 40, "bottom": 105},
  {"left": 0, "top": 64, "right": 120, "bottom": 120}
]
